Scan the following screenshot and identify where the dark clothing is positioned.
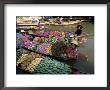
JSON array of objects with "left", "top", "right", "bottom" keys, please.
[{"left": 75, "top": 29, "right": 82, "bottom": 36}]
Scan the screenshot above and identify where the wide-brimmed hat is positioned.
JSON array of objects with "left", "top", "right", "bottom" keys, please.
[
  {"left": 21, "top": 30, "right": 25, "bottom": 32},
  {"left": 71, "top": 38, "right": 78, "bottom": 45}
]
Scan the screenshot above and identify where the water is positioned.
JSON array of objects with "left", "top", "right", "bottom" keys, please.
[{"left": 74, "top": 38, "right": 94, "bottom": 74}]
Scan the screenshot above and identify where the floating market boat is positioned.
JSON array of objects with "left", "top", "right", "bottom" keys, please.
[
  {"left": 16, "top": 31, "right": 88, "bottom": 74},
  {"left": 16, "top": 32, "right": 88, "bottom": 61}
]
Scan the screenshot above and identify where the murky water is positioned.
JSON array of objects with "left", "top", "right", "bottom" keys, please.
[
  {"left": 74, "top": 38, "right": 94, "bottom": 74},
  {"left": 45, "top": 22, "right": 94, "bottom": 74}
]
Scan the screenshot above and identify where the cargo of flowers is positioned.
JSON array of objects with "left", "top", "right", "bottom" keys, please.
[
  {"left": 16, "top": 48, "right": 73, "bottom": 74},
  {"left": 17, "top": 31, "right": 87, "bottom": 61},
  {"left": 21, "top": 39, "right": 78, "bottom": 60}
]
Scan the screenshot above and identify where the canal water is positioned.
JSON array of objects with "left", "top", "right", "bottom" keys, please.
[{"left": 74, "top": 38, "right": 94, "bottom": 74}]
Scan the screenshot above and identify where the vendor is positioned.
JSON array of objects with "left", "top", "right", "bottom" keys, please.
[
  {"left": 75, "top": 25, "right": 83, "bottom": 36},
  {"left": 60, "top": 17, "right": 63, "bottom": 25}
]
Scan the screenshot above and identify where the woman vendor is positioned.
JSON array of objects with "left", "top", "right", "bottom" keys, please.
[{"left": 75, "top": 24, "right": 83, "bottom": 36}]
